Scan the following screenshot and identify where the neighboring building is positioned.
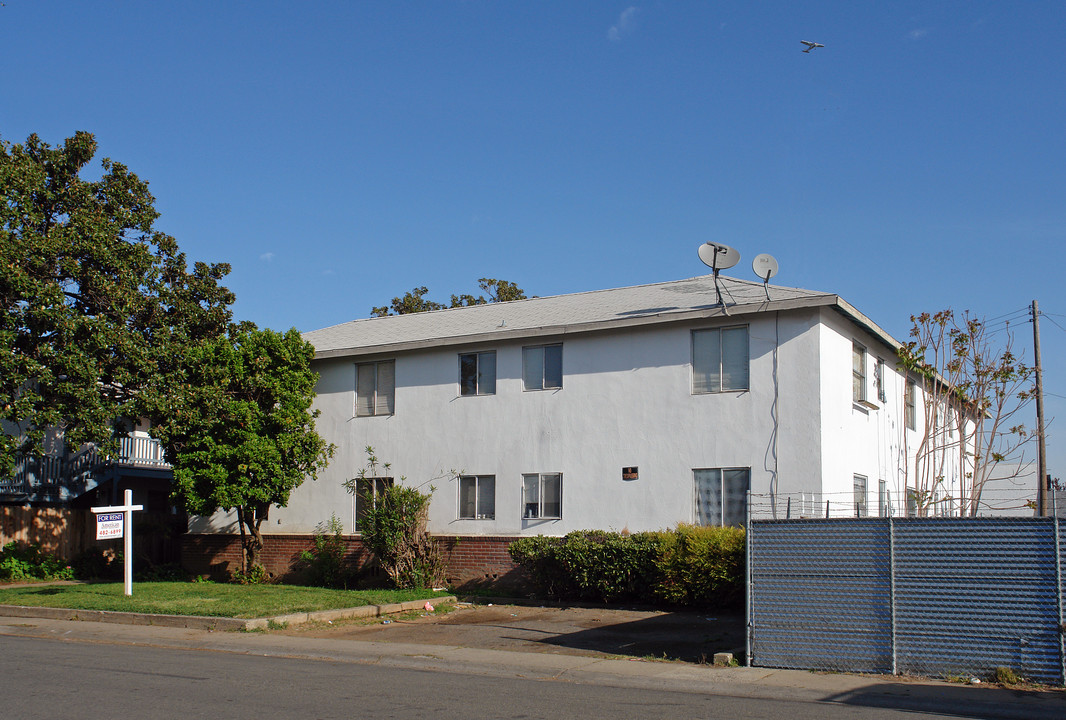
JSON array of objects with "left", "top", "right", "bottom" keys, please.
[
  {"left": 191, "top": 274, "right": 980, "bottom": 558},
  {"left": 0, "top": 420, "right": 181, "bottom": 565},
  {"left": 976, "top": 463, "right": 1049, "bottom": 517},
  {"left": 0, "top": 418, "right": 172, "bottom": 508}
]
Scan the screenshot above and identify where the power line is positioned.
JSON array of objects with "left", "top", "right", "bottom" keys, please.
[
  {"left": 985, "top": 306, "right": 1031, "bottom": 324},
  {"left": 1041, "top": 314, "right": 1066, "bottom": 335},
  {"left": 984, "top": 310, "right": 1031, "bottom": 329}
]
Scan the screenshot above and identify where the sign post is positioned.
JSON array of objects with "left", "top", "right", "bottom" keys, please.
[{"left": 91, "top": 488, "right": 144, "bottom": 596}]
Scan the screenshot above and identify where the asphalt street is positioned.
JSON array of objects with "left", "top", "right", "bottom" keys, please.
[
  {"left": 2, "top": 634, "right": 996, "bottom": 720},
  {"left": 2, "top": 610, "right": 1065, "bottom": 720}
]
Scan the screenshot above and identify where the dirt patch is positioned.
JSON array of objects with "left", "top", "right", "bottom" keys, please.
[{"left": 279, "top": 602, "right": 745, "bottom": 663}]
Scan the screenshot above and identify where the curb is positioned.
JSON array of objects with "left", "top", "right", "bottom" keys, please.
[{"left": 0, "top": 596, "right": 456, "bottom": 632}]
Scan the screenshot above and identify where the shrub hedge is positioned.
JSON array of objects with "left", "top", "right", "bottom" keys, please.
[
  {"left": 508, "top": 525, "right": 744, "bottom": 609},
  {"left": 0, "top": 541, "right": 75, "bottom": 582}
]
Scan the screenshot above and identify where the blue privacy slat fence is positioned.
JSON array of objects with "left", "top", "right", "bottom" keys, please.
[{"left": 748, "top": 518, "right": 1066, "bottom": 684}]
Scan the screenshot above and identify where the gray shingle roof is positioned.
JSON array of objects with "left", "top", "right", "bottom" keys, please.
[{"left": 304, "top": 274, "right": 887, "bottom": 360}]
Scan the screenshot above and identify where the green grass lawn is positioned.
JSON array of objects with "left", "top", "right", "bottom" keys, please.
[{"left": 0, "top": 582, "right": 450, "bottom": 619}]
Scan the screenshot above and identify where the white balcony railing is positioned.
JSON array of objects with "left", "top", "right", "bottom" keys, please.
[
  {"left": 0, "top": 434, "right": 170, "bottom": 498},
  {"left": 116, "top": 435, "right": 169, "bottom": 467}
]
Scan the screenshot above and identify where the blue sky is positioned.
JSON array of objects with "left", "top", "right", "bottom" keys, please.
[{"left": 3, "top": 1, "right": 1064, "bottom": 477}]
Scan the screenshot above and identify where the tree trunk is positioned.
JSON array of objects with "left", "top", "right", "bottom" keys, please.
[
  {"left": 237, "top": 512, "right": 249, "bottom": 574},
  {"left": 238, "top": 506, "right": 266, "bottom": 572}
]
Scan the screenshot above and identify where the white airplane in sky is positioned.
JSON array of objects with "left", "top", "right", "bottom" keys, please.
[{"left": 801, "top": 41, "right": 824, "bottom": 53}]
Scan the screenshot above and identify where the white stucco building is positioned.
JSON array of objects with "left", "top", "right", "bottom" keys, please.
[{"left": 220, "top": 273, "right": 973, "bottom": 542}]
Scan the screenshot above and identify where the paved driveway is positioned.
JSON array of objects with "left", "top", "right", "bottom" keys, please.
[{"left": 278, "top": 602, "right": 745, "bottom": 663}]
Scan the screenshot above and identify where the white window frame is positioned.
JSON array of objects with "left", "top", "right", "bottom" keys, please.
[
  {"left": 459, "top": 351, "right": 496, "bottom": 397},
  {"left": 458, "top": 475, "right": 495, "bottom": 520},
  {"left": 854, "top": 474, "right": 868, "bottom": 517},
  {"left": 874, "top": 358, "right": 887, "bottom": 403},
  {"left": 852, "top": 342, "right": 867, "bottom": 405},
  {"left": 692, "top": 326, "right": 749, "bottom": 394},
  {"left": 522, "top": 344, "right": 563, "bottom": 391},
  {"left": 355, "top": 360, "right": 395, "bottom": 417},
  {"left": 522, "top": 472, "right": 562, "bottom": 519},
  {"left": 905, "top": 380, "right": 917, "bottom": 431},
  {"left": 693, "top": 467, "right": 750, "bottom": 527}
]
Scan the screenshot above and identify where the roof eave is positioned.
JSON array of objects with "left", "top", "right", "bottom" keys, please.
[
  {"left": 311, "top": 294, "right": 845, "bottom": 361},
  {"left": 828, "top": 297, "right": 903, "bottom": 353}
]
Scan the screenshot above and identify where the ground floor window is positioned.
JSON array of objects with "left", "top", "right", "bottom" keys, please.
[
  {"left": 522, "top": 473, "right": 561, "bottom": 519},
  {"left": 879, "top": 479, "right": 891, "bottom": 517},
  {"left": 694, "top": 468, "right": 749, "bottom": 527},
  {"left": 854, "top": 474, "right": 868, "bottom": 517},
  {"left": 459, "top": 475, "right": 495, "bottom": 519},
  {"left": 353, "top": 477, "right": 393, "bottom": 532}
]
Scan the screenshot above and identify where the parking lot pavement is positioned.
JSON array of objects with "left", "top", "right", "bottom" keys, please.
[{"left": 275, "top": 601, "right": 747, "bottom": 663}]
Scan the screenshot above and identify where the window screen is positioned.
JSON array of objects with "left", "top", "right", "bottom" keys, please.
[
  {"left": 693, "top": 327, "right": 749, "bottom": 393},
  {"left": 694, "top": 468, "right": 749, "bottom": 526}
]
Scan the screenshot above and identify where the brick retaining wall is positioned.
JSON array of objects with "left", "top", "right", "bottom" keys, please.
[{"left": 182, "top": 533, "right": 527, "bottom": 590}]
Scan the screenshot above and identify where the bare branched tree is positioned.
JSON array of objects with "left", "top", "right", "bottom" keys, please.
[{"left": 898, "top": 310, "right": 1035, "bottom": 516}]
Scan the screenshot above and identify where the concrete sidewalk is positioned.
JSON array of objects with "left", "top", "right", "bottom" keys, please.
[{"left": 1, "top": 610, "right": 1063, "bottom": 720}]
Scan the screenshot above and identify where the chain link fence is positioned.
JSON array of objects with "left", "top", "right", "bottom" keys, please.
[{"left": 746, "top": 514, "right": 1066, "bottom": 684}]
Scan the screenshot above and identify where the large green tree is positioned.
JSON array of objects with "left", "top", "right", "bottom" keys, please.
[
  {"left": 0, "top": 131, "right": 234, "bottom": 474},
  {"left": 157, "top": 327, "right": 333, "bottom": 573},
  {"left": 371, "top": 278, "right": 526, "bottom": 317}
]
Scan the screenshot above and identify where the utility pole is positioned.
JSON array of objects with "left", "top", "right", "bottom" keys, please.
[{"left": 1032, "top": 300, "right": 1047, "bottom": 516}]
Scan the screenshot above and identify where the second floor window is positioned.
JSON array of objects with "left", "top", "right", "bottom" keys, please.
[
  {"left": 905, "top": 380, "right": 917, "bottom": 430},
  {"left": 692, "top": 326, "right": 749, "bottom": 393},
  {"left": 523, "top": 344, "right": 562, "bottom": 391},
  {"left": 852, "top": 342, "right": 867, "bottom": 404},
  {"left": 459, "top": 351, "right": 496, "bottom": 396},
  {"left": 356, "top": 360, "right": 395, "bottom": 417}
]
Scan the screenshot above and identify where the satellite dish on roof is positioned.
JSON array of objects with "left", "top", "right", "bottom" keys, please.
[
  {"left": 752, "top": 253, "right": 778, "bottom": 302},
  {"left": 697, "top": 242, "right": 740, "bottom": 311},
  {"left": 698, "top": 242, "right": 740, "bottom": 271},
  {"left": 752, "top": 253, "right": 779, "bottom": 282}
]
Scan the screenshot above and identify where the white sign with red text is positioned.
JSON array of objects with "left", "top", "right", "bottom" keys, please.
[{"left": 95, "top": 512, "right": 124, "bottom": 540}]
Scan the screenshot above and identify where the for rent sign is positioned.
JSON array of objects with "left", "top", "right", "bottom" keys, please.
[
  {"left": 95, "top": 512, "right": 124, "bottom": 540},
  {"left": 91, "top": 490, "right": 144, "bottom": 596}
]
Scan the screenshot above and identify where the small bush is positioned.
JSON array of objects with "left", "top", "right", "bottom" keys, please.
[
  {"left": 652, "top": 524, "right": 745, "bottom": 607},
  {"left": 508, "top": 535, "right": 579, "bottom": 598},
  {"left": 344, "top": 448, "right": 445, "bottom": 590},
  {"left": 509, "top": 525, "right": 745, "bottom": 609},
  {"left": 994, "top": 665, "right": 1020, "bottom": 685},
  {"left": 136, "top": 563, "right": 188, "bottom": 582},
  {"left": 299, "top": 514, "right": 351, "bottom": 588},
  {"left": 0, "top": 542, "right": 75, "bottom": 581},
  {"left": 358, "top": 483, "right": 445, "bottom": 589},
  {"left": 71, "top": 547, "right": 121, "bottom": 581},
  {"left": 509, "top": 531, "right": 663, "bottom": 603},
  {"left": 231, "top": 564, "right": 269, "bottom": 585}
]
